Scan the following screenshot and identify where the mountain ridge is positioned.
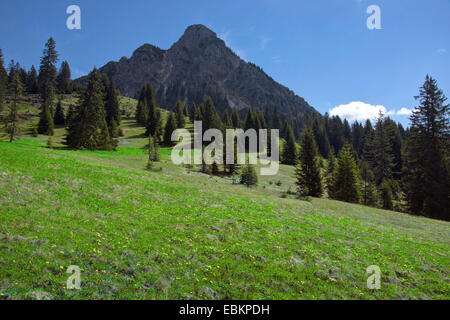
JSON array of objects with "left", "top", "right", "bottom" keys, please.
[{"left": 76, "top": 24, "right": 318, "bottom": 117}]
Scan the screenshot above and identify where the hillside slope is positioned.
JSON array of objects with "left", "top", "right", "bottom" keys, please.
[
  {"left": 0, "top": 135, "right": 448, "bottom": 300},
  {"left": 76, "top": 25, "right": 318, "bottom": 117}
]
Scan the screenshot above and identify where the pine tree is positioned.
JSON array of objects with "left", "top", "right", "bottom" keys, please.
[
  {"left": 136, "top": 85, "right": 148, "bottom": 125},
  {"left": 379, "top": 179, "right": 393, "bottom": 210},
  {"left": 104, "top": 78, "right": 121, "bottom": 136},
  {"left": 6, "top": 72, "right": 23, "bottom": 142},
  {"left": 65, "top": 68, "right": 116, "bottom": 150},
  {"left": 37, "top": 100, "right": 54, "bottom": 136},
  {"left": 325, "top": 150, "right": 336, "bottom": 198},
  {"left": 145, "top": 84, "right": 162, "bottom": 137},
  {"left": 272, "top": 107, "right": 282, "bottom": 130},
  {"left": 282, "top": 124, "right": 297, "bottom": 165},
  {"left": 57, "top": 61, "right": 72, "bottom": 94},
  {"left": 295, "top": 129, "right": 323, "bottom": 197},
  {"left": 38, "top": 37, "right": 58, "bottom": 103},
  {"left": 331, "top": 143, "right": 360, "bottom": 203},
  {"left": 0, "top": 49, "right": 7, "bottom": 109},
  {"left": 202, "top": 97, "right": 222, "bottom": 134},
  {"left": 174, "top": 101, "right": 186, "bottom": 128},
  {"left": 240, "top": 164, "right": 258, "bottom": 187},
  {"left": 360, "top": 160, "right": 378, "bottom": 207},
  {"left": 26, "top": 65, "right": 39, "bottom": 94},
  {"left": 404, "top": 75, "right": 449, "bottom": 220},
  {"left": 163, "top": 112, "right": 177, "bottom": 146},
  {"left": 53, "top": 99, "right": 66, "bottom": 126},
  {"left": 148, "top": 134, "right": 160, "bottom": 164},
  {"left": 231, "top": 108, "right": 241, "bottom": 128}
]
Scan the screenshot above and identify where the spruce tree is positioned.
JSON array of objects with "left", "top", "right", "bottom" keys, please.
[
  {"left": 174, "top": 101, "right": 186, "bottom": 128},
  {"left": 240, "top": 164, "right": 258, "bottom": 187},
  {"left": 325, "top": 150, "right": 336, "bottom": 198},
  {"left": 37, "top": 101, "right": 54, "bottom": 136},
  {"left": 0, "top": 49, "right": 7, "bottom": 109},
  {"left": 163, "top": 112, "right": 177, "bottom": 146},
  {"left": 360, "top": 160, "right": 378, "bottom": 207},
  {"left": 38, "top": 37, "right": 58, "bottom": 103},
  {"left": 65, "top": 68, "right": 116, "bottom": 150},
  {"left": 53, "top": 99, "right": 66, "bottom": 126},
  {"left": 26, "top": 65, "right": 39, "bottom": 94},
  {"left": 379, "top": 179, "right": 393, "bottom": 210},
  {"left": 331, "top": 143, "right": 360, "bottom": 203},
  {"left": 295, "top": 129, "right": 323, "bottom": 197},
  {"left": 104, "top": 78, "right": 121, "bottom": 136},
  {"left": 136, "top": 85, "right": 148, "bottom": 125},
  {"left": 404, "top": 75, "right": 449, "bottom": 220},
  {"left": 57, "top": 61, "right": 72, "bottom": 94},
  {"left": 231, "top": 108, "right": 241, "bottom": 128},
  {"left": 6, "top": 72, "right": 23, "bottom": 142},
  {"left": 281, "top": 124, "right": 297, "bottom": 165}
]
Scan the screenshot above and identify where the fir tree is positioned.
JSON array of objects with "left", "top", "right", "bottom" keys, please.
[
  {"left": 231, "top": 108, "right": 241, "bottom": 128},
  {"left": 104, "top": 78, "right": 121, "bottom": 136},
  {"left": 295, "top": 129, "right": 323, "bottom": 197},
  {"left": 174, "top": 101, "right": 186, "bottom": 128},
  {"left": 136, "top": 85, "right": 148, "bottom": 125},
  {"left": 163, "top": 112, "right": 177, "bottom": 146},
  {"left": 65, "top": 68, "right": 116, "bottom": 150},
  {"left": 325, "top": 150, "right": 336, "bottom": 198},
  {"left": 404, "top": 75, "right": 449, "bottom": 220},
  {"left": 6, "top": 72, "right": 23, "bottom": 142},
  {"left": 281, "top": 124, "right": 297, "bottom": 165},
  {"left": 57, "top": 61, "right": 72, "bottom": 94},
  {"left": 26, "top": 65, "right": 39, "bottom": 94},
  {"left": 38, "top": 37, "right": 58, "bottom": 103},
  {"left": 240, "top": 164, "right": 258, "bottom": 187},
  {"left": 379, "top": 179, "right": 393, "bottom": 210},
  {"left": 37, "top": 101, "right": 54, "bottom": 136},
  {"left": 0, "top": 49, "right": 7, "bottom": 109},
  {"left": 331, "top": 143, "right": 360, "bottom": 203},
  {"left": 360, "top": 160, "right": 378, "bottom": 207},
  {"left": 53, "top": 99, "right": 66, "bottom": 126}
]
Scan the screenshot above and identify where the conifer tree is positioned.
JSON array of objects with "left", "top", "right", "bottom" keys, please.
[
  {"left": 0, "top": 49, "right": 7, "bottom": 109},
  {"left": 136, "top": 85, "right": 148, "bottom": 125},
  {"left": 174, "top": 101, "right": 186, "bottom": 128},
  {"left": 37, "top": 100, "right": 54, "bottom": 136},
  {"left": 325, "top": 150, "right": 336, "bottom": 198},
  {"left": 53, "top": 99, "right": 66, "bottom": 126},
  {"left": 281, "top": 124, "right": 297, "bottom": 165},
  {"left": 272, "top": 107, "right": 282, "bottom": 130},
  {"left": 65, "top": 68, "right": 116, "bottom": 150},
  {"left": 231, "top": 108, "right": 241, "bottom": 128},
  {"left": 295, "top": 129, "right": 323, "bottom": 197},
  {"left": 38, "top": 37, "right": 58, "bottom": 103},
  {"left": 404, "top": 75, "right": 449, "bottom": 220},
  {"left": 6, "top": 72, "right": 23, "bottom": 142},
  {"left": 379, "top": 179, "right": 393, "bottom": 210},
  {"left": 360, "top": 160, "right": 378, "bottom": 207},
  {"left": 331, "top": 143, "right": 360, "bottom": 203},
  {"left": 104, "top": 78, "right": 121, "bottom": 136},
  {"left": 240, "top": 164, "right": 258, "bottom": 187},
  {"left": 57, "top": 61, "right": 72, "bottom": 94},
  {"left": 26, "top": 65, "right": 39, "bottom": 94},
  {"left": 163, "top": 112, "right": 177, "bottom": 146}
]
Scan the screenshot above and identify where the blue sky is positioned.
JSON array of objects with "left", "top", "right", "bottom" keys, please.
[{"left": 1, "top": 0, "right": 449, "bottom": 125}]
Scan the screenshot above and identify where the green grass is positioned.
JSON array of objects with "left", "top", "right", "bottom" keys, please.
[
  {"left": 0, "top": 137, "right": 448, "bottom": 300},
  {"left": 0, "top": 96, "right": 449, "bottom": 300}
]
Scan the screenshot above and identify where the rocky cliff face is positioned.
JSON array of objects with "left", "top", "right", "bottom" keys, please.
[{"left": 78, "top": 24, "right": 318, "bottom": 116}]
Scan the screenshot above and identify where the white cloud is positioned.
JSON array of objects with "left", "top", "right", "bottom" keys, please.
[
  {"left": 330, "top": 101, "right": 386, "bottom": 122},
  {"left": 396, "top": 107, "right": 413, "bottom": 116}
]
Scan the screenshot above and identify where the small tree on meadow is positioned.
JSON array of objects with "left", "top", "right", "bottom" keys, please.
[
  {"left": 331, "top": 143, "right": 360, "bottom": 203},
  {"left": 240, "top": 164, "right": 258, "bottom": 187},
  {"left": 295, "top": 129, "right": 323, "bottom": 197}
]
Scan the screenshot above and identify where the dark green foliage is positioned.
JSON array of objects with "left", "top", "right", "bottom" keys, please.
[
  {"left": 0, "top": 49, "right": 7, "bottom": 108},
  {"left": 379, "top": 179, "right": 393, "bottom": 210},
  {"left": 53, "top": 99, "right": 66, "bottom": 126},
  {"left": 145, "top": 84, "right": 162, "bottom": 138},
  {"left": 38, "top": 38, "right": 58, "bottom": 103},
  {"left": 148, "top": 135, "right": 160, "bottom": 162},
  {"left": 57, "top": 61, "right": 72, "bottom": 94},
  {"left": 404, "top": 75, "right": 449, "bottom": 220},
  {"left": 202, "top": 97, "right": 222, "bottom": 135},
  {"left": 331, "top": 143, "right": 360, "bottom": 203},
  {"left": 174, "top": 101, "right": 186, "bottom": 128},
  {"left": 65, "top": 68, "right": 116, "bottom": 151},
  {"left": 282, "top": 124, "right": 297, "bottom": 165},
  {"left": 325, "top": 150, "right": 336, "bottom": 198},
  {"left": 136, "top": 85, "right": 149, "bottom": 125},
  {"left": 240, "top": 164, "right": 258, "bottom": 187},
  {"left": 231, "top": 108, "right": 241, "bottom": 128},
  {"left": 360, "top": 160, "right": 378, "bottom": 207},
  {"left": 295, "top": 129, "right": 323, "bottom": 197},
  {"left": 37, "top": 101, "right": 54, "bottom": 136},
  {"left": 163, "top": 112, "right": 177, "bottom": 146},
  {"left": 312, "top": 119, "right": 330, "bottom": 158},
  {"left": 26, "top": 65, "right": 39, "bottom": 94},
  {"left": 104, "top": 78, "right": 121, "bottom": 137},
  {"left": 6, "top": 72, "right": 23, "bottom": 142}
]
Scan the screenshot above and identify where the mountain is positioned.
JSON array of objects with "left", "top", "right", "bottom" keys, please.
[{"left": 77, "top": 24, "right": 318, "bottom": 117}]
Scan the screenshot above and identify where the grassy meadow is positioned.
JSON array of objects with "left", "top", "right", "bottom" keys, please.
[{"left": 0, "top": 97, "right": 449, "bottom": 300}]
